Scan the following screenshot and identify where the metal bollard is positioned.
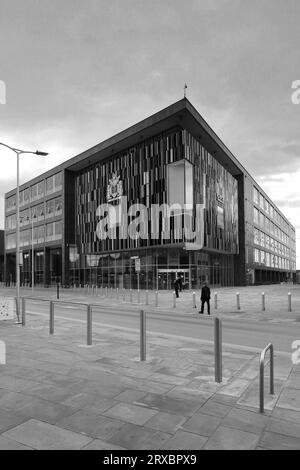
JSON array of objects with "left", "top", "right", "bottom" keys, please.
[
  {"left": 95, "top": 285, "right": 98, "bottom": 296},
  {"left": 123, "top": 288, "right": 126, "bottom": 302},
  {"left": 259, "top": 343, "right": 274, "bottom": 413},
  {"left": 140, "top": 310, "right": 146, "bottom": 361},
  {"left": 87, "top": 305, "right": 92, "bottom": 346},
  {"left": 262, "top": 292, "right": 265, "bottom": 312},
  {"left": 214, "top": 317, "right": 222, "bottom": 383},
  {"left": 130, "top": 289, "right": 133, "bottom": 303},
  {"left": 155, "top": 291, "right": 158, "bottom": 307},
  {"left": 138, "top": 290, "right": 140, "bottom": 304},
  {"left": 57, "top": 282, "right": 60, "bottom": 300},
  {"left": 173, "top": 291, "right": 176, "bottom": 308},
  {"left": 116, "top": 287, "right": 119, "bottom": 300},
  {"left": 288, "top": 292, "right": 292, "bottom": 312},
  {"left": 215, "top": 292, "right": 218, "bottom": 310},
  {"left": 50, "top": 301, "right": 54, "bottom": 335},
  {"left": 22, "top": 298, "right": 26, "bottom": 326},
  {"left": 105, "top": 287, "right": 108, "bottom": 298},
  {"left": 236, "top": 292, "right": 240, "bottom": 310},
  {"left": 145, "top": 290, "right": 149, "bottom": 305},
  {"left": 193, "top": 292, "right": 196, "bottom": 309}
]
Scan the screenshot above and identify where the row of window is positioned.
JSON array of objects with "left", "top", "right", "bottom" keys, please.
[
  {"left": 253, "top": 186, "right": 291, "bottom": 234},
  {"left": 5, "top": 197, "right": 63, "bottom": 230},
  {"left": 6, "top": 172, "right": 63, "bottom": 211},
  {"left": 253, "top": 207, "right": 290, "bottom": 245},
  {"left": 253, "top": 228, "right": 290, "bottom": 257},
  {"left": 5, "top": 222, "right": 63, "bottom": 249},
  {"left": 254, "top": 249, "right": 294, "bottom": 270}
]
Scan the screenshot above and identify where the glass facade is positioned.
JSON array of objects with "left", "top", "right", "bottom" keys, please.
[
  {"left": 71, "top": 128, "right": 238, "bottom": 288},
  {"left": 248, "top": 184, "right": 296, "bottom": 282},
  {"left": 5, "top": 171, "right": 64, "bottom": 285}
]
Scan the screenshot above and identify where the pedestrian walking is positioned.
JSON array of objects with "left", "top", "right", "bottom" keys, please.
[
  {"left": 199, "top": 281, "right": 211, "bottom": 314},
  {"left": 174, "top": 277, "right": 180, "bottom": 298}
]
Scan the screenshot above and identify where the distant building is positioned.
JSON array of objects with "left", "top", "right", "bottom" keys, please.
[
  {"left": 0, "top": 230, "right": 4, "bottom": 282},
  {"left": 4, "top": 98, "right": 297, "bottom": 288}
]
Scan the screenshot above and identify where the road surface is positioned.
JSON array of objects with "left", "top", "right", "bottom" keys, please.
[{"left": 23, "top": 299, "right": 300, "bottom": 355}]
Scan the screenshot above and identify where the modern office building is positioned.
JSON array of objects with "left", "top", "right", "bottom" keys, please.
[
  {"left": 4, "top": 98, "right": 297, "bottom": 288},
  {"left": 0, "top": 230, "right": 4, "bottom": 283}
]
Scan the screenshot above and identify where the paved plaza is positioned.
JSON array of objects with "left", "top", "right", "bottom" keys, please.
[
  {"left": 0, "top": 295, "right": 299, "bottom": 450},
  {"left": 1, "top": 283, "right": 300, "bottom": 323}
]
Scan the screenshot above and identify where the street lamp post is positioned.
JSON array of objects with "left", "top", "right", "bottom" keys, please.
[{"left": 0, "top": 143, "right": 48, "bottom": 323}]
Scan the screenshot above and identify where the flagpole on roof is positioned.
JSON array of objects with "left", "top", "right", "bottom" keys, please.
[{"left": 184, "top": 83, "right": 187, "bottom": 98}]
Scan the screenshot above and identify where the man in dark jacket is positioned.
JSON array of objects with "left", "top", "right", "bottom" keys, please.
[
  {"left": 199, "top": 282, "right": 211, "bottom": 315},
  {"left": 174, "top": 277, "right": 180, "bottom": 298}
]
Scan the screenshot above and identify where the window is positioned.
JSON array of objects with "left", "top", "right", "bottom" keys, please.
[
  {"left": 46, "top": 176, "right": 54, "bottom": 194},
  {"left": 24, "top": 188, "right": 30, "bottom": 204},
  {"left": 54, "top": 172, "right": 63, "bottom": 190},
  {"left": 46, "top": 200, "right": 55, "bottom": 218},
  {"left": 54, "top": 221, "right": 62, "bottom": 239},
  {"left": 253, "top": 187, "right": 259, "bottom": 204},
  {"left": 38, "top": 181, "right": 44, "bottom": 197},
  {"left": 55, "top": 197, "right": 63, "bottom": 216},
  {"left": 31, "top": 184, "right": 38, "bottom": 201},
  {"left": 254, "top": 208, "right": 259, "bottom": 224},
  {"left": 259, "top": 194, "right": 264, "bottom": 209},
  {"left": 6, "top": 195, "right": 16, "bottom": 211},
  {"left": 264, "top": 199, "right": 269, "bottom": 213},
  {"left": 36, "top": 203, "right": 45, "bottom": 221},
  {"left": 46, "top": 223, "right": 54, "bottom": 241},
  {"left": 6, "top": 233, "right": 16, "bottom": 249},
  {"left": 254, "top": 249, "right": 260, "bottom": 263},
  {"left": 6, "top": 214, "right": 16, "bottom": 230},
  {"left": 254, "top": 228, "right": 259, "bottom": 245},
  {"left": 259, "top": 212, "right": 265, "bottom": 228},
  {"left": 38, "top": 226, "right": 44, "bottom": 243}
]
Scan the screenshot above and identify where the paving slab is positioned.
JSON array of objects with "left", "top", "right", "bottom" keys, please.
[
  {"left": 265, "top": 418, "right": 300, "bottom": 439},
  {"left": 276, "top": 387, "right": 300, "bottom": 412},
  {"left": 104, "top": 402, "right": 158, "bottom": 426},
  {"left": 0, "top": 409, "right": 29, "bottom": 434},
  {"left": 56, "top": 411, "right": 126, "bottom": 440},
  {"left": 143, "top": 411, "right": 187, "bottom": 434},
  {"left": 197, "top": 399, "right": 232, "bottom": 418},
  {"left": 2, "top": 419, "right": 93, "bottom": 450},
  {"left": 160, "top": 430, "right": 207, "bottom": 450},
  {"left": 0, "top": 436, "right": 34, "bottom": 450},
  {"left": 221, "top": 407, "right": 269, "bottom": 434},
  {"left": 182, "top": 412, "right": 221, "bottom": 437},
  {"left": 135, "top": 393, "right": 201, "bottom": 417},
  {"left": 259, "top": 431, "right": 300, "bottom": 450},
  {"left": 108, "top": 423, "right": 171, "bottom": 450},
  {"left": 204, "top": 426, "right": 259, "bottom": 450}
]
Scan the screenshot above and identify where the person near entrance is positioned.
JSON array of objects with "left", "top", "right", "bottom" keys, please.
[
  {"left": 174, "top": 276, "right": 180, "bottom": 298},
  {"left": 199, "top": 281, "right": 211, "bottom": 315}
]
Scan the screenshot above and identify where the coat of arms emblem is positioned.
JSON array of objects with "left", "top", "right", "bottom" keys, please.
[{"left": 107, "top": 172, "right": 123, "bottom": 201}]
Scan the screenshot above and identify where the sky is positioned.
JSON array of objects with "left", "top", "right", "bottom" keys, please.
[{"left": 0, "top": 0, "right": 299, "bottom": 267}]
